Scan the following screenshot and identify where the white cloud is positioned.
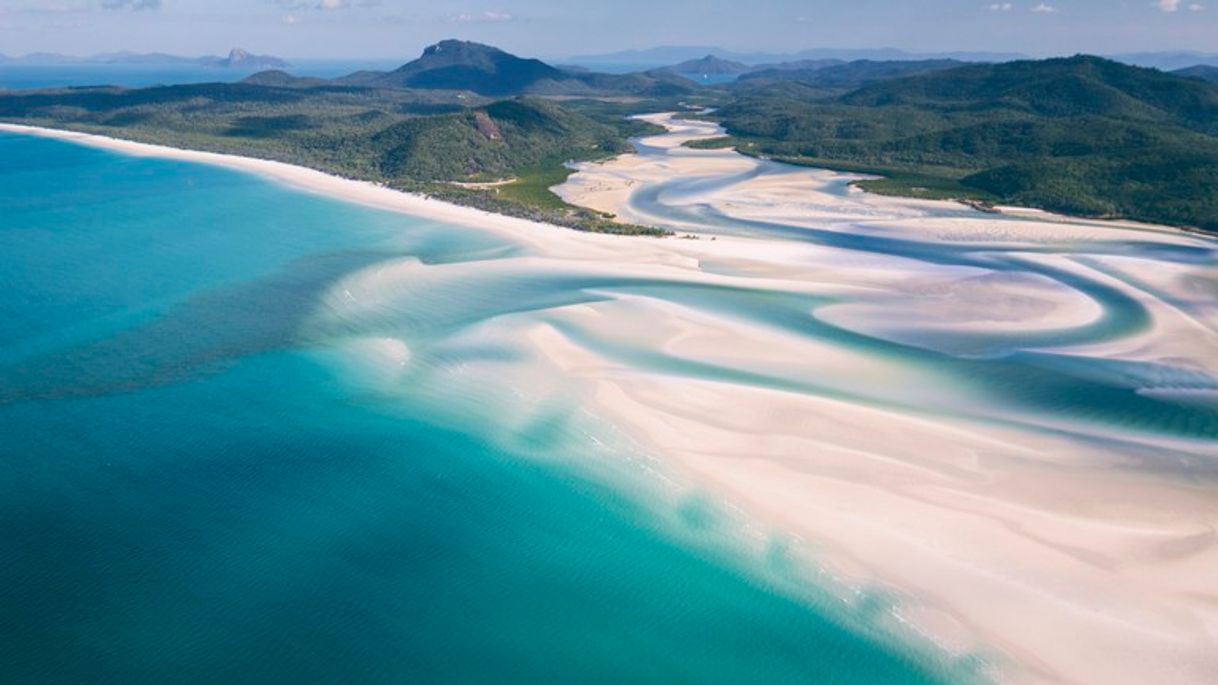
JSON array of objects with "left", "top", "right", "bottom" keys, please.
[
  {"left": 1153, "top": 0, "right": 1204, "bottom": 9},
  {"left": 450, "top": 10, "right": 515, "bottom": 23},
  {"left": 988, "top": 3, "right": 1013, "bottom": 11},
  {"left": 101, "top": 0, "right": 161, "bottom": 10},
  {"left": 270, "top": 0, "right": 380, "bottom": 10},
  {"left": 1031, "top": 3, "right": 1058, "bottom": 12}
]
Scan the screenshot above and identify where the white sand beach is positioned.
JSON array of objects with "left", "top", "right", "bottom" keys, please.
[{"left": 5, "top": 118, "right": 1217, "bottom": 684}]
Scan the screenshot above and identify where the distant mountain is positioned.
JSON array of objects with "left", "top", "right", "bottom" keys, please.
[
  {"left": 91, "top": 51, "right": 199, "bottom": 65},
  {"left": 0, "top": 49, "right": 287, "bottom": 69},
  {"left": 2, "top": 52, "right": 85, "bottom": 65},
  {"left": 567, "top": 45, "right": 1025, "bottom": 68},
  {"left": 353, "top": 40, "right": 565, "bottom": 95},
  {"left": 201, "top": 49, "right": 288, "bottom": 70},
  {"left": 749, "top": 58, "right": 844, "bottom": 72},
  {"left": 1175, "top": 65, "right": 1218, "bottom": 84},
  {"left": 566, "top": 45, "right": 755, "bottom": 68},
  {"left": 791, "top": 48, "right": 1022, "bottom": 63},
  {"left": 664, "top": 55, "right": 752, "bottom": 76},
  {"left": 738, "top": 59, "right": 967, "bottom": 90},
  {"left": 1108, "top": 52, "right": 1218, "bottom": 71},
  {"left": 340, "top": 40, "right": 697, "bottom": 97}
]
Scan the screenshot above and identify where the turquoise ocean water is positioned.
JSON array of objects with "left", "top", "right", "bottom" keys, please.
[{"left": 0, "top": 132, "right": 981, "bottom": 683}]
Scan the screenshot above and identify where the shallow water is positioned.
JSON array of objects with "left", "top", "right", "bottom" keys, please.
[
  {"left": 0, "top": 132, "right": 983, "bottom": 683},
  {"left": 612, "top": 131, "right": 1218, "bottom": 445}
]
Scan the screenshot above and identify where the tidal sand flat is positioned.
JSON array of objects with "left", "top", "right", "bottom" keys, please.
[
  {"left": 3, "top": 114, "right": 1216, "bottom": 685},
  {"left": 0, "top": 128, "right": 981, "bottom": 684},
  {"left": 556, "top": 114, "right": 1218, "bottom": 684}
]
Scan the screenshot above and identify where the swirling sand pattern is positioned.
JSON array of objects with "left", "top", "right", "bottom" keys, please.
[
  {"left": 0, "top": 129, "right": 981, "bottom": 685},
  {"left": 4, "top": 119, "right": 1218, "bottom": 683},
  {"left": 550, "top": 114, "right": 1218, "bottom": 684}
]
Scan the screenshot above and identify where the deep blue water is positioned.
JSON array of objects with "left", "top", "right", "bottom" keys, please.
[
  {"left": 0, "top": 132, "right": 980, "bottom": 683},
  {"left": 0, "top": 61, "right": 398, "bottom": 90}
]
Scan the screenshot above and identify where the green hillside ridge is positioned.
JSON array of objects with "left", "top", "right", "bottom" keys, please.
[
  {"left": 663, "top": 55, "right": 753, "bottom": 76},
  {"left": 710, "top": 55, "right": 1218, "bottom": 232},
  {"left": 0, "top": 79, "right": 671, "bottom": 235},
  {"left": 340, "top": 40, "right": 699, "bottom": 98},
  {"left": 240, "top": 70, "right": 330, "bottom": 89},
  {"left": 1174, "top": 65, "right": 1218, "bottom": 84},
  {"left": 736, "top": 59, "right": 968, "bottom": 91},
  {"left": 840, "top": 56, "right": 1218, "bottom": 130}
]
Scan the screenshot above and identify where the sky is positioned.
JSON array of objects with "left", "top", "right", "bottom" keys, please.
[{"left": 0, "top": 0, "right": 1215, "bottom": 60}]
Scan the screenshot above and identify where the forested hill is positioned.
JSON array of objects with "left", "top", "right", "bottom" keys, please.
[
  {"left": 338, "top": 40, "right": 697, "bottom": 97},
  {"left": 736, "top": 59, "right": 966, "bottom": 90},
  {"left": 347, "top": 40, "right": 566, "bottom": 94},
  {"left": 1174, "top": 65, "right": 1218, "bottom": 84},
  {"left": 0, "top": 80, "right": 677, "bottom": 235},
  {"left": 842, "top": 56, "right": 1218, "bottom": 131},
  {"left": 373, "top": 98, "right": 629, "bottom": 179},
  {"left": 709, "top": 55, "right": 1218, "bottom": 233},
  {"left": 662, "top": 56, "right": 753, "bottom": 76}
]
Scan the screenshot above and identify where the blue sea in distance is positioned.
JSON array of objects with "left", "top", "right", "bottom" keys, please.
[
  {"left": 0, "top": 62, "right": 735, "bottom": 91},
  {"left": 0, "top": 60, "right": 399, "bottom": 90},
  {"left": 0, "top": 132, "right": 983, "bottom": 683}
]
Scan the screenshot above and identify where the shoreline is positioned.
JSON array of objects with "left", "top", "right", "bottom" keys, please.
[
  {"left": 6, "top": 120, "right": 1218, "bottom": 684},
  {"left": 0, "top": 123, "right": 575, "bottom": 251},
  {"left": 558, "top": 115, "right": 1213, "bottom": 247},
  {"left": 554, "top": 115, "right": 1218, "bottom": 684},
  {"left": 2, "top": 120, "right": 1202, "bottom": 246},
  {"left": 661, "top": 114, "right": 1211, "bottom": 239}
]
